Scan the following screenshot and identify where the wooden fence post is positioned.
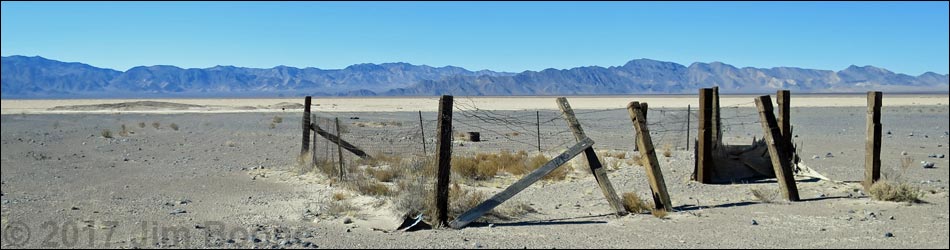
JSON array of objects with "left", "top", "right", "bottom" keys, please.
[
  {"left": 556, "top": 97, "right": 627, "bottom": 216},
  {"left": 537, "top": 111, "right": 542, "bottom": 153},
  {"left": 695, "top": 88, "right": 714, "bottom": 183},
  {"left": 686, "top": 104, "right": 691, "bottom": 150},
  {"left": 865, "top": 91, "right": 883, "bottom": 189},
  {"left": 777, "top": 90, "right": 792, "bottom": 161},
  {"left": 712, "top": 86, "right": 721, "bottom": 149},
  {"left": 335, "top": 117, "right": 345, "bottom": 181},
  {"left": 755, "top": 95, "right": 800, "bottom": 202},
  {"left": 434, "top": 95, "right": 454, "bottom": 227},
  {"left": 634, "top": 103, "right": 649, "bottom": 151},
  {"left": 301, "top": 96, "right": 311, "bottom": 157},
  {"left": 311, "top": 114, "right": 318, "bottom": 167},
  {"left": 627, "top": 102, "right": 673, "bottom": 212},
  {"left": 419, "top": 111, "right": 427, "bottom": 155}
]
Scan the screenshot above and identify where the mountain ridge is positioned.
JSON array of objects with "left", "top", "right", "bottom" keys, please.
[{"left": 2, "top": 55, "right": 947, "bottom": 98}]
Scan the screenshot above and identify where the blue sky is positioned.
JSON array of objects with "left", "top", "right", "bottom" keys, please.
[{"left": 2, "top": 1, "right": 948, "bottom": 75}]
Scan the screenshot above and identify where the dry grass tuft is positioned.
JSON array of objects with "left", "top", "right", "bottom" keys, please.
[
  {"left": 272, "top": 116, "right": 283, "bottom": 124},
  {"left": 332, "top": 192, "right": 348, "bottom": 201},
  {"left": 138, "top": 122, "right": 146, "bottom": 129},
  {"left": 869, "top": 181, "right": 923, "bottom": 203},
  {"left": 101, "top": 129, "right": 113, "bottom": 138},
  {"left": 152, "top": 122, "right": 161, "bottom": 129},
  {"left": 169, "top": 123, "right": 179, "bottom": 131},
  {"left": 622, "top": 192, "right": 650, "bottom": 214},
  {"left": 367, "top": 167, "right": 400, "bottom": 183},
  {"left": 353, "top": 181, "right": 394, "bottom": 197},
  {"left": 651, "top": 208, "right": 669, "bottom": 219},
  {"left": 662, "top": 144, "right": 673, "bottom": 158},
  {"left": 751, "top": 187, "right": 779, "bottom": 203},
  {"left": 226, "top": 141, "right": 237, "bottom": 147},
  {"left": 118, "top": 124, "right": 131, "bottom": 137}
]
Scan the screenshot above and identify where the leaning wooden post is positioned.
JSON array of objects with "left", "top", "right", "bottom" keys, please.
[
  {"left": 695, "top": 88, "right": 714, "bottom": 183},
  {"left": 634, "top": 103, "right": 649, "bottom": 151},
  {"left": 418, "top": 111, "right": 427, "bottom": 155},
  {"left": 755, "top": 95, "right": 800, "bottom": 202},
  {"left": 865, "top": 91, "right": 883, "bottom": 189},
  {"left": 556, "top": 97, "right": 627, "bottom": 216},
  {"left": 712, "top": 86, "right": 721, "bottom": 149},
  {"left": 777, "top": 90, "right": 792, "bottom": 161},
  {"left": 335, "top": 117, "right": 345, "bottom": 181},
  {"left": 434, "top": 95, "right": 454, "bottom": 227},
  {"left": 301, "top": 96, "right": 312, "bottom": 157},
  {"left": 627, "top": 102, "right": 673, "bottom": 212}
]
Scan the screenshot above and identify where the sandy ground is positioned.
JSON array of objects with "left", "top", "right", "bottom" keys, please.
[{"left": 1, "top": 96, "right": 948, "bottom": 249}]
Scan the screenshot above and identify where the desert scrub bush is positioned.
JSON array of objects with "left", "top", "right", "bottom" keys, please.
[
  {"left": 152, "top": 122, "right": 161, "bottom": 129},
  {"left": 622, "top": 192, "right": 650, "bottom": 214},
  {"left": 662, "top": 144, "right": 673, "bottom": 158},
  {"left": 352, "top": 181, "right": 394, "bottom": 197},
  {"left": 751, "top": 187, "right": 779, "bottom": 203},
  {"left": 320, "top": 199, "right": 359, "bottom": 219},
  {"left": 332, "top": 192, "right": 348, "bottom": 201},
  {"left": 101, "top": 129, "right": 113, "bottom": 138},
  {"left": 118, "top": 124, "right": 131, "bottom": 137},
  {"left": 138, "top": 122, "right": 146, "bottom": 129},
  {"left": 226, "top": 141, "right": 237, "bottom": 147},
  {"left": 451, "top": 150, "right": 565, "bottom": 181},
  {"left": 169, "top": 123, "right": 179, "bottom": 131},
  {"left": 869, "top": 181, "right": 923, "bottom": 203},
  {"left": 272, "top": 116, "right": 283, "bottom": 124},
  {"left": 366, "top": 167, "right": 400, "bottom": 183}
]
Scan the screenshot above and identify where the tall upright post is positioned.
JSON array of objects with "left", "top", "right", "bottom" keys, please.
[
  {"left": 536, "top": 111, "right": 542, "bottom": 153},
  {"left": 711, "top": 86, "right": 721, "bottom": 149},
  {"left": 777, "top": 90, "right": 792, "bottom": 161},
  {"left": 865, "top": 91, "right": 883, "bottom": 189},
  {"left": 419, "top": 111, "right": 427, "bottom": 155},
  {"left": 686, "top": 104, "right": 691, "bottom": 150},
  {"left": 695, "top": 88, "right": 714, "bottom": 183},
  {"left": 755, "top": 96, "right": 800, "bottom": 202},
  {"left": 434, "top": 95, "right": 454, "bottom": 227},
  {"left": 302, "top": 96, "right": 312, "bottom": 157},
  {"left": 627, "top": 101, "right": 673, "bottom": 212},
  {"left": 556, "top": 97, "right": 627, "bottom": 216},
  {"left": 335, "top": 117, "right": 345, "bottom": 181}
]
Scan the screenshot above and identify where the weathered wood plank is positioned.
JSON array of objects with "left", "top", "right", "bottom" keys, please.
[
  {"left": 777, "top": 90, "right": 792, "bottom": 161},
  {"left": 312, "top": 123, "right": 373, "bottom": 160},
  {"left": 335, "top": 117, "right": 345, "bottom": 181},
  {"left": 627, "top": 102, "right": 673, "bottom": 211},
  {"left": 449, "top": 137, "right": 596, "bottom": 229},
  {"left": 712, "top": 86, "right": 721, "bottom": 149},
  {"left": 865, "top": 91, "right": 883, "bottom": 189},
  {"left": 755, "top": 95, "right": 800, "bottom": 202},
  {"left": 556, "top": 97, "right": 627, "bottom": 216},
  {"left": 434, "top": 95, "right": 454, "bottom": 227}
]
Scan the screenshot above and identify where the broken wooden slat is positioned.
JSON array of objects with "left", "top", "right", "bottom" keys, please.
[
  {"left": 755, "top": 95, "right": 800, "bottom": 202},
  {"left": 556, "top": 97, "right": 627, "bottom": 216},
  {"left": 335, "top": 117, "right": 345, "bottom": 181},
  {"left": 627, "top": 102, "right": 673, "bottom": 212},
  {"left": 449, "top": 137, "right": 596, "bottom": 229},
  {"left": 311, "top": 123, "right": 372, "bottom": 160}
]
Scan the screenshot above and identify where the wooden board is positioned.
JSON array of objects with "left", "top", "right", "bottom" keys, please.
[
  {"left": 556, "top": 97, "right": 628, "bottom": 216},
  {"left": 627, "top": 102, "right": 673, "bottom": 211},
  {"left": 755, "top": 96, "right": 801, "bottom": 202},
  {"left": 312, "top": 123, "right": 372, "bottom": 160},
  {"left": 449, "top": 137, "right": 596, "bottom": 229},
  {"left": 865, "top": 91, "right": 883, "bottom": 188}
]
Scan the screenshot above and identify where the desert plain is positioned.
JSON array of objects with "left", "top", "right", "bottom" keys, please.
[{"left": 1, "top": 94, "right": 948, "bottom": 249}]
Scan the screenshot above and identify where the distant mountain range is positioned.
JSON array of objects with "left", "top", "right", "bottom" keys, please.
[{"left": 1, "top": 55, "right": 947, "bottom": 98}]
